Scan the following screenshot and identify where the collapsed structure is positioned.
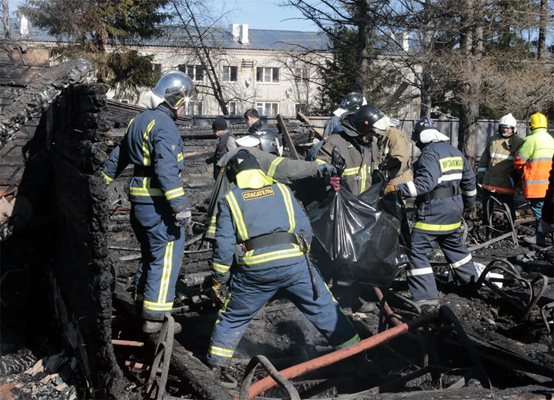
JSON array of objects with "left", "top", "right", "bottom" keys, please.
[{"left": 0, "top": 47, "right": 553, "bottom": 399}]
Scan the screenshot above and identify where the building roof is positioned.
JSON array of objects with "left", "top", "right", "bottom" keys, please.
[{"left": 3, "top": 18, "right": 331, "bottom": 52}]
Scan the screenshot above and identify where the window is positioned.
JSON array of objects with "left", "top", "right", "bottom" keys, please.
[
  {"left": 185, "top": 100, "right": 202, "bottom": 116},
  {"left": 256, "top": 102, "right": 279, "bottom": 117},
  {"left": 295, "top": 103, "right": 308, "bottom": 114},
  {"left": 178, "top": 64, "right": 204, "bottom": 81},
  {"left": 226, "top": 101, "right": 237, "bottom": 115},
  {"left": 294, "top": 68, "right": 308, "bottom": 83},
  {"left": 222, "top": 66, "right": 238, "bottom": 82},
  {"left": 256, "top": 67, "right": 279, "bottom": 83}
]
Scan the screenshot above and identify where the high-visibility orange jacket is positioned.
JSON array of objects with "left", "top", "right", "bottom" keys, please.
[{"left": 513, "top": 128, "right": 554, "bottom": 199}]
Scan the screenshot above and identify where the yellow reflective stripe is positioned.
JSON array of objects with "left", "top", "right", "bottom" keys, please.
[
  {"left": 175, "top": 97, "right": 188, "bottom": 107},
  {"left": 360, "top": 165, "right": 368, "bottom": 193},
  {"left": 267, "top": 157, "right": 285, "bottom": 178},
  {"left": 439, "top": 157, "right": 463, "bottom": 172},
  {"left": 315, "top": 159, "right": 326, "bottom": 165},
  {"left": 177, "top": 152, "right": 184, "bottom": 162},
  {"left": 226, "top": 192, "right": 249, "bottom": 241},
  {"left": 165, "top": 187, "right": 185, "bottom": 200},
  {"left": 157, "top": 241, "right": 174, "bottom": 304},
  {"left": 208, "top": 345, "right": 234, "bottom": 358},
  {"left": 101, "top": 172, "right": 113, "bottom": 184},
  {"left": 213, "top": 262, "right": 230, "bottom": 274},
  {"left": 414, "top": 221, "right": 461, "bottom": 231},
  {"left": 276, "top": 183, "right": 295, "bottom": 233},
  {"left": 207, "top": 216, "right": 217, "bottom": 234},
  {"left": 336, "top": 334, "right": 361, "bottom": 349},
  {"left": 143, "top": 300, "right": 173, "bottom": 311},
  {"left": 142, "top": 119, "right": 156, "bottom": 166},
  {"left": 129, "top": 187, "right": 164, "bottom": 196},
  {"left": 342, "top": 167, "right": 360, "bottom": 176},
  {"left": 241, "top": 247, "right": 304, "bottom": 265}
]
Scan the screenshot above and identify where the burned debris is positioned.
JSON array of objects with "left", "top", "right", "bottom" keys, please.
[{"left": 0, "top": 57, "right": 553, "bottom": 400}]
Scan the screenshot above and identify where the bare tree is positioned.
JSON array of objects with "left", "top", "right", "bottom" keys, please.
[
  {"left": 537, "top": 0, "right": 548, "bottom": 60},
  {"left": 1, "top": 0, "right": 9, "bottom": 38}
]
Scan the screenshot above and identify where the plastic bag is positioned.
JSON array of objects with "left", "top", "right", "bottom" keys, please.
[{"left": 308, "top": 172, "right": 409, "bottom": 287}]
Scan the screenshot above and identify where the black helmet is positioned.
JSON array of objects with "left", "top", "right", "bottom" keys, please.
[
  {"left": 411, "top": 117, "right": 437, "bottom": 143},
  {"left": 339, "top": 92, "right": 366, "bottom": 112},
  {"left": 236, "top": 128, "right": 283, "bottom": 156},
  {"left": 341, "top": 105, "right": 387, "bottom": 137},
  {"left": 227, "top": 149, "right": 261, "bottom": 182}
]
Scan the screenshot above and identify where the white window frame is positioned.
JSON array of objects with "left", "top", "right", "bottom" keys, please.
[
  {"left": 222, "top": 66, "right": 238, "bottom": 82},
  {"left": 294, "top": 67, "right": 308, "bottom": 83},
  {"left": 256, "top": 102, "right": 279, "bottom": 117},
  {"left": 295, "top": 103, "right": 308, "bottom": 114},
  {"left": 256, "top": 67, "right": 280, "bottom": 83},
  {"left": 186, "top": 100, "right": 202, "bottom": 116},
  {"left": 226, "top": 101, "right": 237, "bottom": 115},
  {"left": 179, "top": 65, "right": 204, "bottom": 82}
]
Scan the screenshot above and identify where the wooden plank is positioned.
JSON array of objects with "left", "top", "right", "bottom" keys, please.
[
  {"left": 297, "top": 111, "right": 324, "bottom": 140},
  {"left": 276, "top": 114, "right": 300, "bottom": 160}
]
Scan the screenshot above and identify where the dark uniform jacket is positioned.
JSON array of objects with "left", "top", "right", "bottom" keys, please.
[
  {"left": 204, "top": 148, "right": 320, "bottom": 239},
  {"left": 102, "top": 105, "right": 188, "bottom": 213},
  {"left": 397, "top": 142, "right": 476, "bottom": 235},
  {"left": 211, "top": 169, "right": 312, "bottom": 283},
  {"left": 316, "top": 133, "right": 372, "bottom": 195}
]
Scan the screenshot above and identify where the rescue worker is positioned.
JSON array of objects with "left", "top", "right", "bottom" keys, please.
[
  {"left": 204, "top": 140, "right": 337, "bottom": 240},
  {"left": 206, "top": 116, "right": 237, "bottom": 178},
  {"left": 343, "top": 105, "right": 415, "bottom": 186},
  {"left": 206, "top": 149, "right": 360, "bottom": 374},
  {"left": 386, "top": 118, "right": 480, "bottom": 311},
  {"left": 514, "top": 112, "right": 554, "bottom": 246},
  {"left": 323, "top": 92, "right": 367, "bottom": 137},
  {"left": 102, "top": 71, "right": 193, "bottom": 333},
  {"left": 477, "top": 113, "right": 523, "bottom": 217}
]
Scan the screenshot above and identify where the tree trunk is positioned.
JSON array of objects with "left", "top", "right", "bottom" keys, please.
[
  {"left": 537, "top": 0, "right": 548, "bottom": 59},
  {"left": 2, "top": 0, "right": 9, "bottom": 38},
  {"left": 355, "top": 0, "right": 371, "bottom": 95}
]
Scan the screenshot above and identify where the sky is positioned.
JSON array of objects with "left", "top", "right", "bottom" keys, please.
[{"left": 8, "top": 0, "right": 319, "bottom": 32}]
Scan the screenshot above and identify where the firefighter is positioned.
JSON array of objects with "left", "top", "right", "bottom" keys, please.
[
  {"left": 323, "top": 92, "right": 367, "bottom": 137},
  {"left": 102, "top": 71, "right": 193, "bottom": 333},
  {"left": 204, "top": 143, "right": 337, "bottom": 240},
  {"left": 514, "top": 112, "right": 554, "bottom": 246},
  {"left": 206, "top": 149, "right": 360, "bottom": 374},
  {"left": 477, "top": 113, "right": 523, "bottom": 218},
  {"left": 386, "top": 118, "right": 480, "bottom": 311}
]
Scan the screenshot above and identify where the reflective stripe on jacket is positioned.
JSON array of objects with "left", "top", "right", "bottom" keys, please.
[
  {"left": 397, "top": 142, "right": 476, "bottom": 235},
  {"left": 204, "top": 147, "right": 320, "bottom": 239},
  {"left": 212, "top": 170, "right": 312, "bottom": 282},
  {"left": 478, "top": 134, "right": 523, "bottom": 194},
  {"left": 316, "top": 133, "right": 372, "bottom": 195},
  {"left": 513, "top": 128, "right": 554, "bottom": 199},
  {"left": 102, "top": 106, "right": 188, "bottom": 212}
]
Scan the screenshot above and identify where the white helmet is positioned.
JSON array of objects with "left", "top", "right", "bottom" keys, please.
[{"left": 498, "top": 113, "right": 517, "bottom": 134}]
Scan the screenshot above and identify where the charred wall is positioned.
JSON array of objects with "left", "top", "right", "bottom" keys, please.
[{"left": 18, "top": 83, "right": 129, "bottom": 398}]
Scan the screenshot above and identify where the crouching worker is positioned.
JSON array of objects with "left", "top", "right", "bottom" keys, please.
[
  {"left": 206, "top": 149, "right": 360, "bottom": 377},
  {"left": 386, "top": 118, "right": 480, "bottom": 313}
]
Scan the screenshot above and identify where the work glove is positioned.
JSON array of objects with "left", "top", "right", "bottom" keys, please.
[
  {"left": 174, "top": 208, "right": 192, "bottom": 227},
  {"left": 383, "top": 184, "right": 397, "bottom": 194},
  {"left": 464, "top": 205, "right": 479, "bottom": 221},
  {"left": 317, "top": 163, "right": 337, "bottom": 180},
  {"left": 328, "top": 176, "right": 341, "bottom": 192},
  {"left": 209, "top": 278, "right": 227, "bottom": 305}
]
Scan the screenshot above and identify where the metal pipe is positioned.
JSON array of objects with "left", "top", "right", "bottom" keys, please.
[{"left": 243, "top": 312, "right": 438, "bottom": 400}]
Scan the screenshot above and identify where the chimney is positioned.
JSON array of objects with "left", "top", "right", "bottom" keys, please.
[
  {"left": 240, "top": 24, "right": 249, "bottom": 45},
  {"left": 230, "top": 23, "right": 240, "bottom": 42},
  {"left": 20, "top": 15, "right": 30, "bottom": 37},
  {"left": 402, "top": 32, "right": 409, "bottom": 52}
]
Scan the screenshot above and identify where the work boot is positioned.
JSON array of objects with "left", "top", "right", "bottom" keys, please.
[
  {"left": 211, "top": 365, "right": 238, "bottom": 389},
  {"left": 523, "top": 233, "right": 547, "bottom": 247},
  {"left": 142, "top": 319, "right": 182, "bottom": 335},
  {"left": 415, "top": 299, "right": 440, "bottom": 315}
]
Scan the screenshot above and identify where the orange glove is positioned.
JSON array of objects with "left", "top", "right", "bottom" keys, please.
[{"left": 384, "top": 184, "right": 397, "bottom": 194}]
